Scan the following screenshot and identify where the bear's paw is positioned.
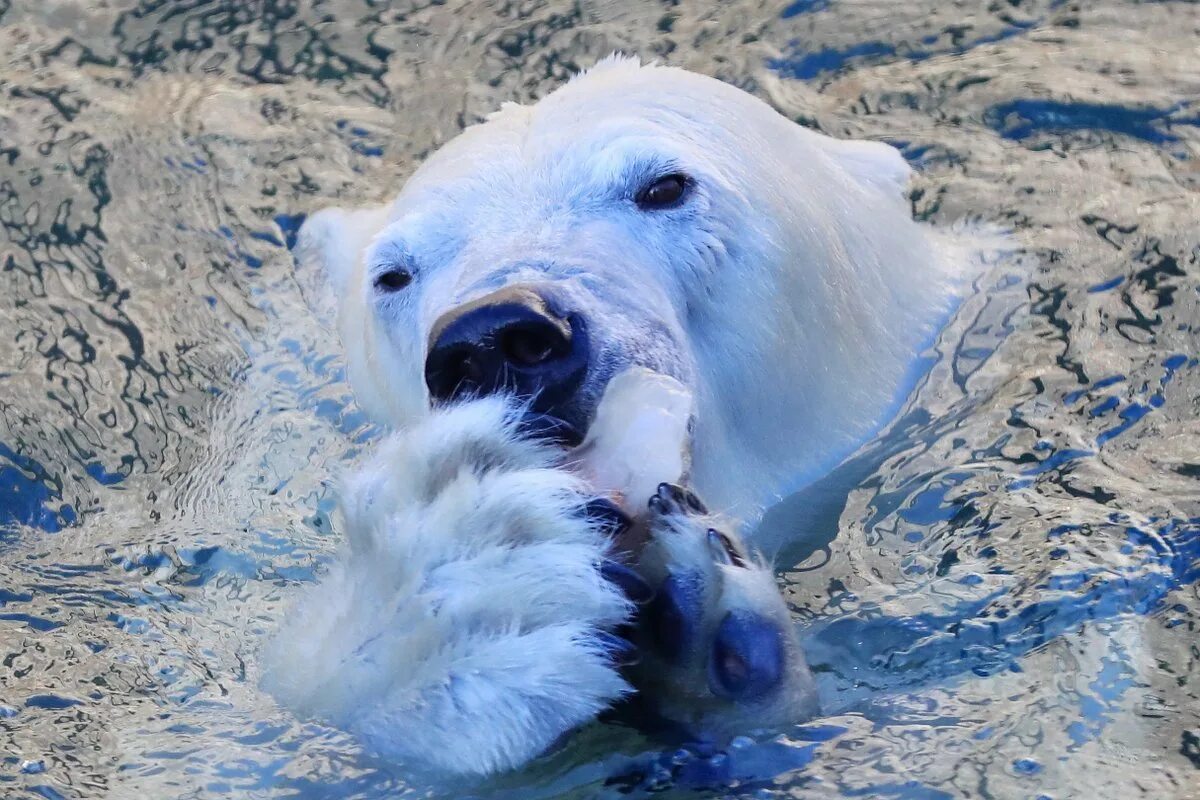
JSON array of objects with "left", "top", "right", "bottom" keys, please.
[
  {"left": 629, "top": 483, "right": 819, "bottom": 734},
  {"left": 262, "top": 397, "right": 643, "bottom": 776}
]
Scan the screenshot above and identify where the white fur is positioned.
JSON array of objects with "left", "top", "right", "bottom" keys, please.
[
  {"left": 262, "top": 397, "right": 632, "bottom": 775},
  {"left": 308, "top": 54, "right": 965, "bottom": 519},
  {"left": 271, "top": 56, "right": 970, "bottom": 776}
]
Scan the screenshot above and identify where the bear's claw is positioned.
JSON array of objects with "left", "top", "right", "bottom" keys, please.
[
  {"left": 586, "top": 498, "right": 655, "bottom": 605},
  {"left": 705, "top": 528, "right": 746, "bottom": 568},
  {"left": 649, "top": 481, "right": 707, "bottom": 516},
  {"left": 584, "top": 496, "right": 633, "bottom": 537},
  {"left": 595, "top": 630, "right": 641, "bottom": 667},
  {"left": 600, "top": 559, "right": 655, "bottom": 605}
]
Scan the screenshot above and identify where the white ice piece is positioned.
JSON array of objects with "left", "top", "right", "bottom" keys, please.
[{"left": 573, "top": 367, "right": 694, "bottom": 508}]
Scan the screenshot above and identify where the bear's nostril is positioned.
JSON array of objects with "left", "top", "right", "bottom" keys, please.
[
  {"left": 426, "top": 349, "right": 486, "bottom": 400},
  {"left": 501, "top": 325, "right": 564, "bottom": 368},
  {"left": 424, "top": 287, "right": 587, "bottom": 410},
  {"left": 455, "top": 354, "right": 485, "bottom": 389}
]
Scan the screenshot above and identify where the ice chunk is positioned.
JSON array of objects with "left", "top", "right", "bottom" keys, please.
[{"left": 573, "top": 368, "right": 694, "bottom": 508}]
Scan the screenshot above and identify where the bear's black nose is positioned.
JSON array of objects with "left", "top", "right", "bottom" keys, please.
[{"left": 425, "top": 287, "right": 588, "bottom": 419}]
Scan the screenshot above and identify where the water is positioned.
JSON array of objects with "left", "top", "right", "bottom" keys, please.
[{"left": 0, "top": 1, "right": 1197, "bottom": 797}]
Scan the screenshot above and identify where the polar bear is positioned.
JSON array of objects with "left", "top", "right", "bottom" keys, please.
[{"left": 263, "top": 56, "right": 964, "bottom": 776}]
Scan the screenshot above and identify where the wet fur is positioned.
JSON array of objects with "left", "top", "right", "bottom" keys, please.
[
  {"left": 268, "top": 56, "right": 968, "bottom": 775},
  {"left": 262, "top": 398, "right": 633, "bottom": 775}
]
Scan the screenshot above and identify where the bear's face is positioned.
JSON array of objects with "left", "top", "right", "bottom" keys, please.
[{"left": 311, "top": 57, "right": 957, "bottom": 517}]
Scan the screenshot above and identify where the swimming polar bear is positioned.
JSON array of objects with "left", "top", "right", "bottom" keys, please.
[{"left": 263, "top": 56, "right": 965, "bottom": 776}]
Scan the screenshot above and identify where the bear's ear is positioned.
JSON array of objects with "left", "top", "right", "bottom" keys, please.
[
  {"left": 295, "top": 204, "right": 391, "bottom": 323},
  {"left": 817, "top": 136, "right": 912, "bottom": 203}
]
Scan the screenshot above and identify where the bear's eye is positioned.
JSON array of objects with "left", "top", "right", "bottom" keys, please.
[
  {"left": 374, "top": 269, "right": 412, "bottom": 292},
  {"left": 635, "top": 173, "right": 691, "bottom": 210}
]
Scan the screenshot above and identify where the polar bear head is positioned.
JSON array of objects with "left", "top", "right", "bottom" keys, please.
[{"left": 303, "top": 56, "right": 959, "bottom": 517}]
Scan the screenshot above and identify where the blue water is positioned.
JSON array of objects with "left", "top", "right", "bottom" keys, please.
[{"left": 1, "top": 1, "right": 1197, "bottom": 798}]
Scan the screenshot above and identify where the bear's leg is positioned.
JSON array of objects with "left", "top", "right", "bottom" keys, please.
[{"left": 627, "top": 483, "right": 819, "bottom": 735}]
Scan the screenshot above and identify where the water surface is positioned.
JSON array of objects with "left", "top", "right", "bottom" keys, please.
[{"left": 1, "top": 1, "right": 1198, "bottom": 798}]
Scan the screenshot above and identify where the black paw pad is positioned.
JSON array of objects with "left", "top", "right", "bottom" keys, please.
[
  {"left": 707, "top": 611, "right": 785, "bottom": 700},
  {"left": 647, "top": 571, "right": 704, "bottom": 663}
]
